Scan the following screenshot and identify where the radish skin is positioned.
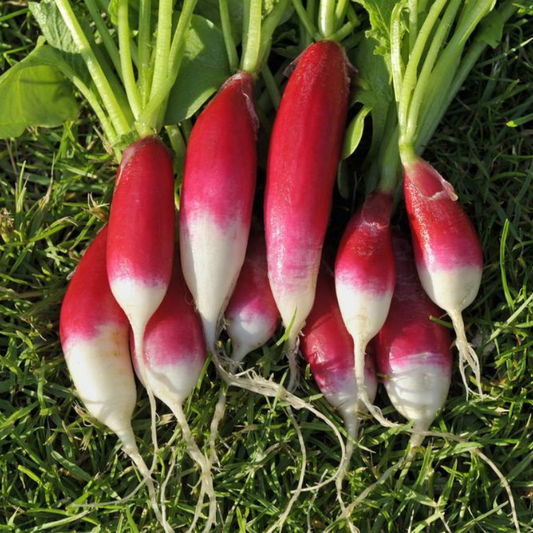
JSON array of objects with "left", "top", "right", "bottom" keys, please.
[
  {"left": 180, "top": 72, "right": 258, "bottom": 353},
  {"left": 226, "top": 226, "right": 279, "bottom": 363},
  {"left": 265, "top": 40, "right": 350, "bottom": 389},
  {"left": 60, "top": 226, "right": 164, "bottom": 526},
  {"left": 131, "top": 254, "right": 216, "bottom": 533},
  {"left": 335, "top": 192, "right": 397, "bottom": 426},
  {"left": 403, "top": 155, "right": 483, "bottom": 396},
  {"left": 107, "top": 136, "right": 175, "bottom": 454},
  {"left": 375, "top": 231, "right": 452, "bottom": 450}
]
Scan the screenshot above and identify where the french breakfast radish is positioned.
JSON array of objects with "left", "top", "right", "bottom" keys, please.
[
  {"left": 374, "top": 231, "right": 452, "bottom": 449},
  {"left": 107, "top": 135, "right": 175, "bottom": 451},
  {"left": 226, "top": 225, "right": 279, "bottom": 363},
  {"left": 264, "top": 40, "right": 350, "bottom": 389},
  {"left": 403, "top": 154, "right": 482, "bottom": 395},
  {"left": 131, "top": 253, "right": 216, "bottom": 533},
  {"left": 60, "top": 226, "right": 164, "bottom": 524},
  {"left": 335, "top": 191, "right": 397, "bottom": 426},
  {"left": 180, "top": 72, "right": 257, "bottom": 353}
]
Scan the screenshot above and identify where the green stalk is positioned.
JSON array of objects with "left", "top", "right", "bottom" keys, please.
[
  {"left": 319, "top": 0, "right": 336, "bottom": 38},
  {"left": 139, "top": 0, "right": 197, "bottom": 133},
  {"left": 150, "top": 0, "right": 173, "bottom": 102},
  {"left": 138, "top": 0, "right": 152, "bottom": 106},
  {"left": 397, "top": 0, "right": 448, "bottom": 147},
  {"left": 118, "top": 0, "right": 142, "bottom": 120},
  {"left": 390, "top": 3, "right": 405, "bottom": 108},
  {"left": 404, "top": 0, "right": 462, "bottom": 146},
  {"left": 334, "top": 0, "right": 350, "bottom": 30},
  {"left": 165, "top": 125, "right": 186, "bottom": 181},
  {"left": 84, "top": 0, "right": 122, "bottom": 79},
  {"left": 219, "top": 0, "right": 239, "bottom": 73},
  {"left": 241, "top": 0, "right": 263, "bottom": 74},
  {"left": 408, "top": 0, "right": 418, "bottom": 52},
  {"left": 292, "top": 0, "right": 320, "bottom": 42},
  {"left": 329, "top": 19, "right": 355, "bottom": 42},
  {"left": 416, "top": 0, "right": 518, "bottom": 152},
  {"left": 257, "top": 0, "right": 291, "bottom": 71},
  {"left": 55, "top": 0, "right": 130, "bottom": 137},
  {"left": 262, "top": 64, "right": 281, "bottom": 108}
]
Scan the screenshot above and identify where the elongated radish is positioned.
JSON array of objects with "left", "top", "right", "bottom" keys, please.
[
  {"left": 226, "top": 225, "right": 279, "bottom": 363},
  {"left": 107, "top": 135, "right": 175, "bottom": 452},
  {"left": 265, "top": 40, "right": 350, "bottom": 388},
  {"left": 403, "top": 153, "right": 482, "bottom": 395},
  {"left": 374, "top": 231, "right": 452, "bottom": 449},
  {"left": 131, "top": 253, "right": 216, "bottom": 533},
  {"left": 180, "top": 72, "right": 257, "bottom": 353},
  {"left": 301, "top": 263, "right": 377, "bottom": 445},
  {"left": 335, "top": 191, "right": 397, "bottom": 426},
  {"left": 60, "top": 226, "right": 164, "bottom": 524}
]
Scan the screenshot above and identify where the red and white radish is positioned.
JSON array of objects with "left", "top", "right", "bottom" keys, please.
[
  {"left": 403, "top": 154, "right": 482, "bottom": 395},
  {"left": 180, "top": 72, "right": 257, "bottom": 353},
  {"left": 335, "top": 191, "right": 397, "bottom": 426},
  {"left": 265, "top": 40, "right": 350, "bottom": 388},
  {"left": 375, "top": 231, "right": 452, "bottom": 449},
  {"left": 226, "top": 225, "right": 279, "bottom": 363},
  {"left": 131, "top": 253, "right": 216, "bottom": 533},
  {"left": 107, "top": 135, "right": 175, "bottom": 451},
  {"left": 60, "top": 226, "right": 164, "bottom": 524}
]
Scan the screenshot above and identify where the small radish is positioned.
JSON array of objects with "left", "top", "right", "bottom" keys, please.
[
  {"left": 403, "top": 153, "right": 483, "bottom": 395},
  {"left": 107, "top": 136, "right": 175, "bottom": 452},
  {"left": 60, "top": 226, "right": 164, "bottom": 525},
  {"left": 265, "top": 40, "right": 350, "bottom": 389},
  {"left": 226, "top": 225, "right": 279, "bottom": 363},
  {"left": 335, "top": 191, "right": 397, "bottom": 426},
  {"left": 374, "top": 231, "right": 452, "bottom": 449},
  {"left": 131, "top": 253, "right": 216, "bottom": 533},
  {"left": 302, "top": 263, "right": 377, "bottom": 443},
  {"left": 179, "top": 72, "right": 257, "bottom": 353}
]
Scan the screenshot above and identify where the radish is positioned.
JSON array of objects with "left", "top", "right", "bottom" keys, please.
[
  {"left": 265, "top": 39, "right": 350, "bottom": 389},
  {"left": 335, "top": 191, "right": 397, "bottom": 426},
  {"left": 374, "top": 231, "right": 452, "bottom": 449},
  {"left": 60, "top": 226, "right": 165, "bottom": 524},
  {"left": 301, "top": 263, "right": 377, "bottom": 452},
  {"left": 107, "top": 135, "right": 175, "bottom": 453},
  {"left": 131, "top": 253, "right": 216, "bottom": 533},
  {"left": 179, "top": 71, "right": 258, "bottom": 353},
  {"left": 402, "top": 154, "right": 482, "bottom": 396},
  {"left": 226, "top": 225, "right": 279, "bottom": 363}
]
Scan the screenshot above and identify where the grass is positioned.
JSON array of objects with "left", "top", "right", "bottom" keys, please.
[{"left": 1, "top": 2, "right": 533, "bottom": 532}]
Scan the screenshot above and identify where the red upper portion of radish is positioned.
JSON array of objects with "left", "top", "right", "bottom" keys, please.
[
  {"left": 107, "top": 136, "right": 175, "bottom": 284},
  {"left": 302, "top": 265, "right": 376, "bottom": 392},
  {"left": 265, "top": 40, "right": 350, "bottom": 303},
  {"left": 375, "top": 231, "right": 452, "bottom": 374},
  {"left": 335, "top": 191, "right": 396, "bottom": 294},
  {"left": 180, "top": 72, "right": 257, "bottom": 230},
  {"left": 403, "top": 157, "right": 483, "bottom": 272},
  {"left": 60, "top": 226, "right": 128, "bottom": 345}
]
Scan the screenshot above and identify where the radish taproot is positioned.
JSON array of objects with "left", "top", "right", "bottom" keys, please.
[
  {"left": 374, "top": 230, "right": 452, "bottom": 449},
  {"left": 131, "top": 253, "right": 216, "bottom": 533},
  {"left": 335, "top": 191, "right": 397, "bottom": 426},
  {"left": 60, "top": 226, "right": 164, "bottom": 524},
  {"left": 265, "top": 39, "right": 350, "bottom": 389}
]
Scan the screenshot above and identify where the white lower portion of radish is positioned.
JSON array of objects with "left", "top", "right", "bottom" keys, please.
[
  {"left": 382, "top": 359, "right": 450, "bottom": 432},
  {"left": 228, "top": 313, "right": 277, "bottom": 363},
  {"left": 418, "top": 266, "right": 483, "bottom": 396},
  {"left": 335, "top": 284, "right": 397, "bottom": 427},
  {"left": 417, "top": 266, "right": 481, "bottom": 313},
  {"left": 180, "top": 216, "right": 248, "bottom": 352},
  {"left": 65, "top": 325, "right": 137, "bottom": 436}
]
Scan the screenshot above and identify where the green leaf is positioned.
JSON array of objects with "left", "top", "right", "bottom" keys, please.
[
  {"left": 477, "top": 9, "right": 505, "bottom": 48},
  {"left": 355, "top": 0, "right": 398, "bottom": 56},
  {"left": 0, "top": 43, "right": 80, "bottom": 139},
  {"left": 342, "top": 106, "right": 372, "bottom": 159},
  {"left": 164, "top": 15, "right": 230, "bottom": 125},
  {"left": 29, "top": 0, "right": 79, "bottom": 53},
  {"left": 195, "top": 0, "right": 244, "bottom": 44}
]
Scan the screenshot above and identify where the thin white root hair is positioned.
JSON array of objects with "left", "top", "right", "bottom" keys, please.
[
  {"left": 210, "top": 347, "right": 347, "bottom": 492},
  {"left": 354, "top": 338, "right": 401, "bottom": 428},
  {"left": 265, "top": 408, "right": 307, "bottom": 533},
  {"left": 171, "top": 403, "right": 217, "bottom": 533},
  {"left": 160, "top": 445, "right": 178, "bottom": 530},
  {"left": 449, "top": 309, "right": 483, "bottom": 398},
  {"left": 209, "top": 386, "right": 227, "bottom": 467}
]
